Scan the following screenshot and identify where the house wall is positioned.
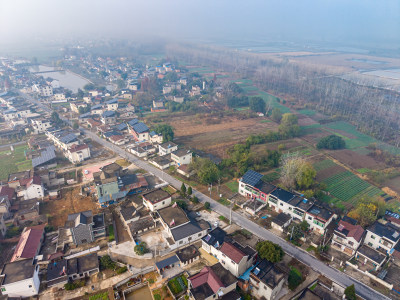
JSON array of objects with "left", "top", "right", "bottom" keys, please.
[
  {"left": 250, "top": 275, "right": 284, "bottom": 300},
  {"left": 0, "top": 214, "right": 7, "bottom": 237},
  {"left": 305, "top": 213, "right": 333, "bottom": 234},
  {"left": 23, "top": 184, "right": 44, "bottom": 200},
  {"left": 332, "top": 234, "right": 360, "bottom": 255},
  {"left": 238, "top": 181, "right": 268, "bottom": 202},
  {"left": 364, "top": 230, "right": 395, "bottom": 252},
  {"left": 159, "top": 145, "right": 178, "bottom": 156},
  {"left": 143, "top": 197, "right": 171, "bottom": 212},
  {"left": 107, "top": 103, "right": 118, "bottom": 111},
  {"left": 32, "top": 120, "right": 51, "bottom": 134},
  {"left": 172, "top": 153, "right": 192, "bottom": 166},
  {"left": 215, "top": 250, "right": 251, "bottom": 277},
  {"left": 0, "top": 266, "right": 40, "bottom": 297},
  {"left": 171, "top": 229, "right": 208, "bottom": 250},
  {"left": 68, "top": 147, "right": 91, "bottom": 163}
]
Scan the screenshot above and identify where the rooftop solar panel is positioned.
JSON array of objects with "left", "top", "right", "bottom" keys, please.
[{"left": 241, "top": 170, "right": 263, "bottom": 186}]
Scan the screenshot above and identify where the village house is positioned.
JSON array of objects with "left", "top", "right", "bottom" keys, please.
[
  {"left": 46, "top": 129, "right": 79, "bottom": 151},
  {"left": 18, "top": 175, "right": 45, "bottom": 200},
  {"left": 171, "top": 149, "right": 193, "bottom": 166},
  {"left": 31, "top": 119, "right": 51, "bottom": 134},
  {"left": 142, "top": 189, "right": 171, "bottom": 211},
  {"left": 101, "top": 110, "right": 116, "bottom": 124},
  {"left": 65, "top": 211, "right": 105, "bottom": 246},
  {"left": 158, "top": 205, "right": 209, "bottom": 249},
  {"left": 213, "top": 241, "right": 257, "bottom": 277},
  {"left": 0, "top": 259, "right": 40, "bottom": 298},
  {"left": 70, "top": 102, "right": 87, "bottom": 114},
  {"left": 90, "top": 104, "right": 103, "bottom": 115},
  {"left": 189, "top": 85, "right": 201, "bottom": 97},
  {"left": 66, "top": 143, "right": 91, "bottom": 164},
  {"left": 159, "top": 141, "right": 178, "bottom": 156},
  {"left": 239, "top": 170, "right": 276, "bottom": 202},
  {"left": 32, "top": 84, "right": 53, "bottom": 96},
  {"left": 355, "top": 244, "right": 387, "bottom": 271},
  {"left": 363, "top": 221, "right": 400, "bottom": 254},
  {"left": 202, "top": 227, "right": 229, "bottom": 255},
  {"left": 304, "top": 204, "right": 336, "bottom": 235},
  {"left": 249, "top": 259, "right": 285, "bottom": 300},
  {"left": 188, "top": 263, "right": 239, "bottom": 300},
  {"left": 129, "top": 142, "right": 157, "bottom": 157},
  {"left": 128, "top": 215, "right": 156, "bottom": 237},
  {"left": 105, "top": 98, "right": 119, "bottom": 111},
  {"left": 129, "top": 121, "right": 150, "bottom": 142},
  {"left": 150, "top": 155, "right": 174, "bottom": 170},
  {"left": 173, "top": 96, "right": 184, "bottom": 103},
  {"left": 332, "top": 216, "right": 365, "bottom": 256},
  {"left": 11, "top": 224, "right": 45, "bottom": 262},
  {"left": 32, "top": 146, "right": 57, "bottom": 169},
  {"left": 0, "top": 185, "right": 15, "bottom": 213},
  {"left": 176, "top": 245, "right": 201, "bottom": 266},
  {"left": 270, "top": 212, "right": 292, "bottom": 232}
]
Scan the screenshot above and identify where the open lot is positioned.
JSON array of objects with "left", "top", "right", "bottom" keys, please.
[
  {"left": 41, "top": 187, "right": 100, "bottom": 228},
  {"left": 0, "top": 144, "right": 31, "bottom": 181}
]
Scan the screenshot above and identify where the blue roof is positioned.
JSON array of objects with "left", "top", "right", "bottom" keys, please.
[
  {"left": 91, "top": 104, "right": 102, "bottom": 110},
  {"left": 98, "top": 191, "right": 128, "bottom": 204},
  {"left": 106, "top": 98, "right": 118, "bottom": 104},
  {"left": 155, "top": 255, "right": 179, "bottom": 270},
  {"left": 270, "top": 188, "right": 296, "bottom": 203},
  {"left": 149, "top": 131, "right": 157, "bottom": 136},
  {"left": 32, "top": 146, "right": 56, "bottom": 168},
  {"left": 79, "top": 112, "right": 92, "bottom": 119},
  {"left": 103, "top": 131, "right": 120, "bottom": 138},
  {"left": 59, "top": 133, "right": 77, "bottom": 144},
  {"left": 115, "top": 123, "right": 127, "bottom": 131},
  {"left": 127, "top": 118, "right": 139, "bottom": 126},
  {"left": 4, "top": 109, "right": 16, "bottom": 114},
  {"left": 102, "top": 110, "right": 116, "bottom": 117},
  {"left": 132, "top": 122, "right": 149, "bottom": 133},
  {"left": 241, "top": 170, "right": 263, "bottom": 187}
]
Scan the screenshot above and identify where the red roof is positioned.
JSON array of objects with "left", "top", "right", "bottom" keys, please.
[
  {"left": 109, "top": 135, "right": 124, "bottom": 142},
  {"left": 11, "top": 224, "right": 45, "bottom": 262},
  {"left": 0, "top": 185, "right": 15, "bottom": 200},
  {"left": 189, "top": 266, "right": 224, "bottom": 293},
  {"left": 69, "top": 144, "right": 89, "bottom": 153},
  {"left": 337, "top": 220, "right": 364, "bottom": 242},
  {"left": 26, "top": 175, "right": 41, "bottom": 187},
  {"left": 219, "top": 242, "right": 245, "bottom": 264}
]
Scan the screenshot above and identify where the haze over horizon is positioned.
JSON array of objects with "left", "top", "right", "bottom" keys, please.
[{"left": 1, "top": 0, "right": 399, "bottom": 52}]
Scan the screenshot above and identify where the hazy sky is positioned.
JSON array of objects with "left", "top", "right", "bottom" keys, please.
[{"left": 0, "top": 0, "right": 399, "bottom": 49}]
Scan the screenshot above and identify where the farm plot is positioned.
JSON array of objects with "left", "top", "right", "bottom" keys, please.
[
  {"left": 328, "top": 149, "right": 386, "bottom": 170},
  {"left": 0, "top": 144, "right": 31, "bottom": 181}
]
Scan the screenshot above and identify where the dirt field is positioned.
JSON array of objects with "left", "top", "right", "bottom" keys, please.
[
  {"left": 165, "top": 113, "right": 278, "bottom": 158},
  {"left": 315, "top": 165, "right": 347, "bottom": 182},
  {"left": 41, "top": 187, "right": 100, "bottom": 228},
  {"left": 327, "top": 149, "right": 386, "bottom": 170}
]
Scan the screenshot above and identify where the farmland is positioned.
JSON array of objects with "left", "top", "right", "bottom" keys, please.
[{"left": 0, "top": 144, "right": 32, "bottom": 181}]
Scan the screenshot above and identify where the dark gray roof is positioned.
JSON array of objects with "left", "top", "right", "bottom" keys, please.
[
  {"left": 171, "top": 221, "right": 205, "bottom": 241},
  {"left": 127, "top": 118, "right": 139, "bottom": 126},
  {"left": 46, "top": 260, "right": 68, "bottom": 282},
  {"left": 159, "top": 141, "right": 178, "bottom": 149},
  {"left": 155, "top": 255, "right": 179, "bottom": 270},
  {"left": 271, "top": 212, "right": 292, "bottom": 226},
  {"left": 241, "top": 170, "right": 263, "bottom": 187},
  {"left": 1, "top": 259, "right": 36, "bottom": 285},
  {"left": 132, "top": 122, "right": 149, "bottom": 133},
  {"left": 66, "top": 210, "right": 93, "bottom": 227},
  {"left": 77, "top": 253, "right": 99, "bottom": 273},
  {"left": 357, "top": 245, "right": 386, "bottom": 264},
  {"left": 102, "top": 110, "right": 116, "bottom": 118},
  {"left": 307, "top": 204, "right": 334, "bottom": 221},
  {"left": 32, "top": 145, "right": 56, "bottom": 168},
  {"left": 143, "top": 189, "right": 170, "bottom": 204},
  {"left": 93, "top": 213, "right": 105, "bottom": 229},
  {"left": 176, "top": 245, "right": 200, "bottom": 263},
  {"left": 270, "top": 188, "right": 296, "bottom": 202},
  {"left": 368, "top": 221, "right": 400, "bottom": 242},
  {"left": 250, "top": 259, "right": 284, "bottom": 289},
  {"left": 255, "top": 181, "right": 276, "bottom": 194},
  {"left": 128, "top": 216, "right": 155, "bottom": 234},
  {"left": 120, "top": 203, "right": 137, "bottom": 221},
  {"left": 59, "top": 133, "right": 77, "bottom": 144},
  {"left": 115, "top": 123, "right": 127, "bottom": 131},
  {"left": 202, "top": 227, "right": 229, "bottom": 248}
]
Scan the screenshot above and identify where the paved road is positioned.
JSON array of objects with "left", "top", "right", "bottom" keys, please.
[{"left": 20, "top": 91, "right": 390, "bottom": 300}]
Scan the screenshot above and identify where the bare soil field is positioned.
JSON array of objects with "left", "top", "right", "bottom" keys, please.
[
  {"left": 41, "top": 187, "right": 100, "bottom": 228},
  {"left": 384, "top": 176, "right": 400, "bottom": 194},
  {"left": 316, "top": 165, "right": 346, "bottom": 182},
  {"left": 328, "top": 149, "right": 386, "bottom": 170},
  {"left": 167, "top": 114, "right": 278, "bottom": 158},
  {"left": 252, "top": 139, "right": 303, "bottom": 152},
  {"left": 301, "top": 130, "right": 330, "bottom": 146},
  {"left": 297, "top": 114, "right": 318, "bottom": 126}
]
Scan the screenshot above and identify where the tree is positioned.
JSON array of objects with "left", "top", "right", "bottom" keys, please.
[
  {"left": 175, "top": 200, "right": 187, "bottom": 210},
  {"left": 153, "top": 124, "right": 174, "bottom": 142},
  {"left": 278, "top": 113, "right": 300, "bottom": 138},
  {"left": 256, "top": 241, "right": 284, "bottom": 262},
  {"left": 116, "top": 79, "right": 126, "bottom": 89},
  {"left": 191, "top": 158, "right": 220, "bottom": 184},
  {"left": 317, "top": 135, "right": 346, "bottom": 150},
  {"left": 296, "top": 162, "right": 316, "bottom": 189},
  {"left": 344, "top": 284, "right": 356, "bottom": 300},
  {"left": 180, "top": 183, "right": 187, "bottom": 196},
  {"left": 204, "top": 202, "right": 211, "bottom": 210},
  {"left": 83, "top": 83, "right": 95, "bottom": 91},
  {"left": 51, "top": 111, "right": 63, "bottom": 125},
  {"left": 72, "top": 121, "right": 79, "bottom": 130},
  {"left": 271, "top": 108, "right": 282, "bottom": 123},
  {"left": 192, "top": 196, "right": 199, "bottom": 204},
  {"left": 280, "top": 152, "right": 315, "bottom": 190},
  {"left": 76, "top": 88, "right": 84, "bottom": 98},
  {"left": 134, "top": 242, "right": 148, "bottom": 255},
  {"left": 187, "top": 186, "right": 192, "bottom": 195},
  {"left": 249, "top": 97, "right": 266, "bottom": 114},
  {"left": 100, "top": 255, "right": 116, "bottom": 270},
  {"left": 348, "top": 197, "right": 382, "bottom": 227},
  {"left": 227, "top": 95, "right": 249, "bottom": 108},
  {"left": 288, "top": 267, "right": 303, "bottom": 290}
]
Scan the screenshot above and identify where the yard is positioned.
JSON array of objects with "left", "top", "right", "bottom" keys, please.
[
  {"left": 167, "top": 275, "right": 188, "bottom": 296},
  {"left": 0, "top": 144, "right": 31, "bottom": 181}
]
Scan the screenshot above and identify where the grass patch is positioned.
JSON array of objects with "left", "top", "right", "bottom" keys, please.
[
  {"left": 0, "top": 144, "right": 31, "bottom": 181},
  {"left": 89, "top": 292, "right": 109, "bottom": 300},
  {"left": 225, "top": 181, "right": 238, "bottom": 193},
  {"left": 168, "top": 275, "right": 188, "bottom": 295},
  {"left": 357, "top": 168, "right": 370, "bottom": 174},
  {"left": 115, "top": 159, "right": 130, "bottom": 167},
  {"left": 262, "top": 172, "right": 280, "bottom": 183},
  {"left": 108, "top": 225, "right": 115, "bottom": 242},
  {"left": 217, "top": 198, "right": 231, "bottom": 206},
  {"left": 260, "top": 119, "right": 272, "bottom": 123},
  {"left": 219, "top": 215, "right": 229, "bottom": 223},
  {"left": 298, "top": 109, "right": 316, "bottom": 116}
]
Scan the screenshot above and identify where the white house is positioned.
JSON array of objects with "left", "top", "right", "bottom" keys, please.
[
  {"left": 171, "top": 149, "right": 192, "bottom": 166},
  {"left": 142, "top": 189, "right": 171, "bottom": 212},
  {"left": 0, "top": 259, "right": 40, "bottom": 298},
  {"left": 332, "top": 217, "right": 365, "bottom": 256},
  {"left": 363, "top": 221, "right": 400, "bottom": 254},
  {"left": 33, "top": 84, "right": 53, "bottom": 97},
  {"left": 19, "top": 176, "right": 44, "bottom": 200},
  {"left": 31, "top": 119, "right": 51, "bottom": 134},
  {"left": 66, "top": 144, "right": 91, "bottom": 164},
  {"left": 158, "top": 141, "right": 178, "bottom": 156},
  {"left": 214, "top": 241, "right": 256, "bottom": 277},
  {"left": 105, "top": 98, "right": 119, "bottom": 111},
  {"left": 46, "top": 130, "right": 79, "bottom": 151},
  {"left": 304, "top": 204, "right": 336, "bottom": 235},
  {"left": 239, "top": 170, "right": 276, "bottom": 202},
  {"left": 268, "top": 188, "right": 312, "bottom": 221}
]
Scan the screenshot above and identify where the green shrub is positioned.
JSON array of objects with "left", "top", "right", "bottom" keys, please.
[
  {"left": 116, "top": 266, "right": 127, "bottom": 274},
  {"left": 288, "top": 267, "right": 303, "bottom": 290},
  {"left": 100, "top": 255, "right": 116, "bottom": 270}
]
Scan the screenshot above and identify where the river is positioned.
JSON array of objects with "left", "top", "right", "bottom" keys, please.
[{"left": 29, "top": 65, "right": 91, "bottom": 93}]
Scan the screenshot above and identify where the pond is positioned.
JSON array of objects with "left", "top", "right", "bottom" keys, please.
[
  {"left": 123, "top": 286, "right": 153, "bottom": 300},
  {"left": 29, "top": 65, "right": 91, "bottom": 93}
]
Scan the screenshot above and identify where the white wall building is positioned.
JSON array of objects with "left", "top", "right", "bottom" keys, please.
[
  {"left": 31, "top": 119, "right": 51, "bottom": 134},
  {"left": 158, "top": 142, "right": 178, "bottom": 156}
]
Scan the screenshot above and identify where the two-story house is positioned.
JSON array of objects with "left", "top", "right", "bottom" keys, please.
[
  {"left": 332, "top": 216, "right": 365, "bottom": 255},
  {"left": 101, "top": 110, "right": 116, "bottom": 124},
  {"left": 46, "top": 129, "right": 79, "bottom": 151},
  {"left": 188, "top": 263, "right": 239, "bottom": 300},
  {"left": 171, "top": 149, "right": 192, "bottom": 166},
  {"left": 65, "top": 211, "right": 105, "bottom": 245},
  {"left": 249, "top": 259, "right": 285, "bottom": 300},
  {"left": 129, "top": 121, "right": 150, "bottom": 142},
  {"left": 363, "top": 221, "right": 400, "bottom": 254},
  {"left": 31, "top": 119, "right": 51, "bottom": 134},
  {"left": 305, "top": 204, "right": 336, "bottom": 235},
  {"left": 239, "top": 170, "right": 276, "bottom": 203},
  {"left": 20, "top": 175, "right": 44, "bottom": 200},
  {"left": 216, "top": 241, "right": 257, "bottom": 277},
  {"left": 0, "top": 259, "right": 40, "bottom": 298},
  {"left": 142, "top": 189, "right": 171, "bottom": 211},
  {"left": 105, "top": 98, "right": 119, "bottom": 111},
  {"left": 66, "top": 144, "right": 91, "bottom": 164},
  {"left": 11, "top": 224, "right": 45, "bottom": 262},
  {"left": 202, "top": 227, "right": 229, "bottom": 255},
  {"left": 159, "top": 142, "right": 178, "bottom": 156}
]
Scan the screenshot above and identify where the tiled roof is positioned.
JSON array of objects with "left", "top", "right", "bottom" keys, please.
[
  {"left": 335, "top": 220, "right": 364, "bottom": 242},
  {"left": 132, "top": 122, "right": 149, "bottom": 133},
  {"left": 219, "top": 242, "right": 245, "bottom": 264},
  {"left": 368, "top": 221, "right": 400, "bottom": 242},
  {"left": 11, "top": 224, "right": 45, "bottom": 262},
  {"left": 69, "top": 143, "right": 89, "bottom": 153},
  {"left": 32, "top": 146, "right": 56, "bottom": 168}
]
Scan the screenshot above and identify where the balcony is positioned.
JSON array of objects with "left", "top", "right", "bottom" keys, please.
[{"left": 293, "top": 209, "right": 304, "bottom": 217}]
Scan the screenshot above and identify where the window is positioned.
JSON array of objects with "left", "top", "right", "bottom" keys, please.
[
  {"left": 179, "top": 241, "right": 183, "bottom": 244},
  {"left": 221, "top": 260, "right": 225, "bottom": 264},
  {"left": 368, "top": 242, "right": 373, "bottom": 247},
  {"left": 222, "top": 254, "right": 226, "bottom": 258},
  {"left": 231, "top": 260, "right": 235, "bottom": 264},
  {"left": 308, "top": 216, "right": 312, "bottom": 220},
  {"left": 371, "top": 235, "right": 375, "bottom": 239},
  {"left": 289, "top": 207, "right": 292, "bottom": 210},
  {"left": 348, "top": 241, "right": 354, "bottom": 246},
  {"left": 198, "top": 233, "right": 202, "bottom": 237},
  {"left": 162, "top": 201, "right": 165, "bottom": 205},
  {"left": 29, "top": 285, "right": 32, "bottom": 288},
  {"left": 280, "top": 203, "right": 283, "bottom": 206}
]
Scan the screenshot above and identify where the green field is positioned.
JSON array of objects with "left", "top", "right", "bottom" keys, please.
[
  {"left": 0, "top": 144, "right": 31, "bottom": 181},
  {"left": 297, "top": 109, "right": 316, "bottom": 116},
  {"left": 225, "top": 181, "right": 239, "bottom": 193}
]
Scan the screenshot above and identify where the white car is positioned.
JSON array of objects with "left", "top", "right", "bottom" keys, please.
[{"left": 214, "top": 221, "right": 219, "bottom": 227}]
